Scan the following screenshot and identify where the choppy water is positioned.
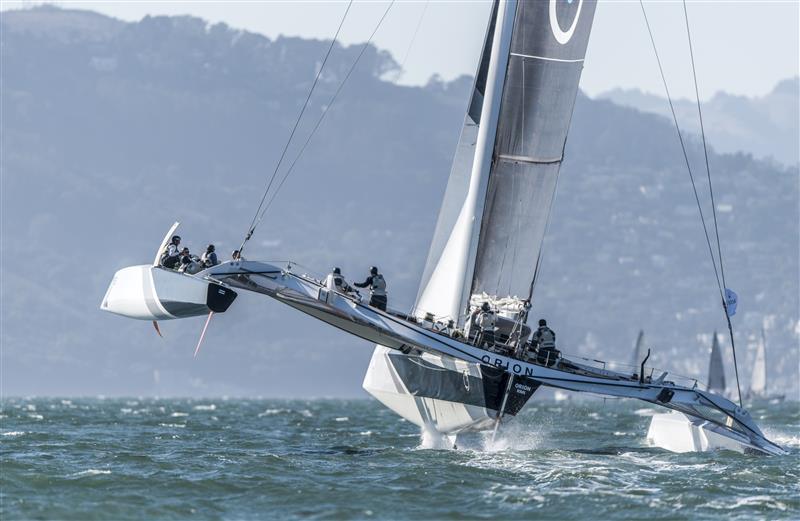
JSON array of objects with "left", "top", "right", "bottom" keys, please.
[{"left": 1, "top": 397, "right": 797, "bottom": 520}]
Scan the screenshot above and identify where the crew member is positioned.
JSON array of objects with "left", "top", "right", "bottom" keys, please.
[
  {"left": 354, "top": 266, "right": 387, "bottom": 310},
  {"left": 324, "top": 267, "right": 352, "bottom": 294},
  {"left": 532, "top": 319, "right": 558, "bottom": 366},
  {"left": 200, "top": 244, "right": 219, "bottom": 268},
  {"left": 472, "top": 302, "right": 497, "bottom": 349},
  {"left": 439, "top": 319, "right": 456, "bottom": 337},
  {"left": 177, "top": 248, "right": 197, "bottom": 273},
  {"left": 159, "top": 235, "right": 182, "bottom": 269}
]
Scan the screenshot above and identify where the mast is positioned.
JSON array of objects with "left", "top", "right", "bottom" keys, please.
[
  {"left": 416, "top": 0, "right": 517, "bottom": 324},
  {"left": 456, "top": 0, "right": 518, "bottom": 322}
]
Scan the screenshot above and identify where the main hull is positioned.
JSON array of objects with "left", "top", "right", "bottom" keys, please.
[{"left": 363, "top": 345, "right": 539, "bottom": 435}]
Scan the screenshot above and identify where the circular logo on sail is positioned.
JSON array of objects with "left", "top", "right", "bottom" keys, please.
[{"left": 549, "top": 0, "right": 584, "bottom": 45}]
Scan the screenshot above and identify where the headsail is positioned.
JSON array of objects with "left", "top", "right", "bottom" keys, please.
[
  {"left": 416, "top": 0, "right": 597, "bottom": 325},
  {"left": 415, "top": 0, "right": 500, "bottom": 318},
  {"left": 415, "top": 0, "right": 517, "bottom": 323},
  {"left": 707, "top": 331, "right": 726, "bottom": 395}
]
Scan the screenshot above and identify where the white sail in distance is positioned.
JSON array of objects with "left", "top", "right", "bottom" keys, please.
[
  {"left": 707, "top": 332, "right": 726, "bottom": 395},
  {"left": 749, "top": 327, "right": 768, "bottom": 397},
  {"left": 632, "top": 330, "right": 645, "bottom": 368}
]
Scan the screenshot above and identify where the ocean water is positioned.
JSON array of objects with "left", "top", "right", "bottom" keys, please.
[{"left": 1, "top": 397, "right": 797, "bottom": 520}]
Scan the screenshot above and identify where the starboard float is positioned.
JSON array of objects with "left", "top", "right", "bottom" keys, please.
[{"left": 102, "top": 0, "right": 786, "bottom": 456}]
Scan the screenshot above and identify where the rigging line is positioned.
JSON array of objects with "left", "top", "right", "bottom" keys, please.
[
  {"left": 257, "top": 1, "right": 396, "bottom": 219},
  {"left": 682, "top": 0, "right": 726, "bottom": 289},
  {"left": 398, "top": 0, "right": 429, "bottom": 75},
  {"left": 682, "top": 0, "right": 742, "bottom": 407},
  {"left": 641, "top": 0, "right": 741, "bottom": 407},
  {"left": 638, "top": 1, "right": 724, "bottom": 299},
  {"left": 239, "top": 0, "right": 354, "bottom": 254}
]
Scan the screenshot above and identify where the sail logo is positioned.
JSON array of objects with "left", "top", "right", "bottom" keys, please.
[{"left": 549, "top": 0, "right": 584, "bottom": 45}]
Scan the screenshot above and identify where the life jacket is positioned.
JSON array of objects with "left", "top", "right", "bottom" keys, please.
[
  {"left": 201, "top": 251, "right": 218, "bottom": 267},
  {"left": 333, "top": 274, "right": 348, "bottom": 291},
  {"left": 536, "top": 326, "right": 556, "bottom": 349},
  {"left": 325, "top": 273, "right": 347, "bottom": 293},
  {"left": 477, "top": 310, "right": 496, "bottom": 331},
  {"left": 160, "top": 243, "right": 180, "bottom": 267},
  {"left": 370, "top": 274, "right": 386, "bottom": 296}
]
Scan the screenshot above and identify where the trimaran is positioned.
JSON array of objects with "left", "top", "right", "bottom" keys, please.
[{"left": 101, "top": 0, "right": 785, "bottom": 455}]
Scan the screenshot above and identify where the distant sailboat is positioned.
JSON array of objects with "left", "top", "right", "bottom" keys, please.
[
  {"left": 745, "top": 327, "right": 785, "bottom": 402},
  {"left": 707, "top": 331, "right": 726, "bottom": 396},
  {"left": 632, "top": 330, "right": 645, "bottom": 369}
]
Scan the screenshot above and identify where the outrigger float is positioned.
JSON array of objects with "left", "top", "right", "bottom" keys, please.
[{"left": 103, "top": 0, "right": 786, "bottom": 455}]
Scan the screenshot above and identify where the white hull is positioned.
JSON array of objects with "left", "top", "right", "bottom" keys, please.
[
  {"left": 362, "top": 345, "right": 498, "bottom": 434},
  {"left": 647, "top": 412, "right": 768, "bottom": 454},
  {"left": 101, "top": 265, "right": 236, "bottom": 320}
]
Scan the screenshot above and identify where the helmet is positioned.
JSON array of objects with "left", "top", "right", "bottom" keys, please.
[
  {"left": 333, "top": 267, "right": 341, "bottom": 275},
  {"left": 171, "top": 235, "right": 181, "bottom": 244},
  {"left": 207, "top": 244, "right": 215, "bottom": 252},
  {"left": 370, "top": 266, "right": 378, "bottom": 275},
  {"left": 481, "top": 302, "right": 490, "bottom": 312},
  {"left": 538, "top": 319, "right": 547, "bottom": 327}
]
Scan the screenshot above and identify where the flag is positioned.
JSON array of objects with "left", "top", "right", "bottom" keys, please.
[{"left": 725, "top": 288, "right": 738, "bottom": 317}]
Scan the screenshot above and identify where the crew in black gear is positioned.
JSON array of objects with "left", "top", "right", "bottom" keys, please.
[
  {"left": 354, "top": 266, "right": 387, "bottom": 310},
  {"left": 532, "top": 319, "right": 558, "bottom": 366},
  {"left": 159, "top": 235, "right": 182, "bottom": 269},
  {"left": 177, "top": 247, "right": 198, "bottom": 273},
  {"left": 472, "top": 302, "right": 497, "bottom": 349},
  {"left": 325, "top": 267, "right": 352, "bottom": 294},
  {"left": 200, "top": 244, "right": 219, "bottom": 268}
]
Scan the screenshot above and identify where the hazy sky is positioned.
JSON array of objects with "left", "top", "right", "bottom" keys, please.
[{"left": 3, "top": 1, "right": 799, "bottom": 100}]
